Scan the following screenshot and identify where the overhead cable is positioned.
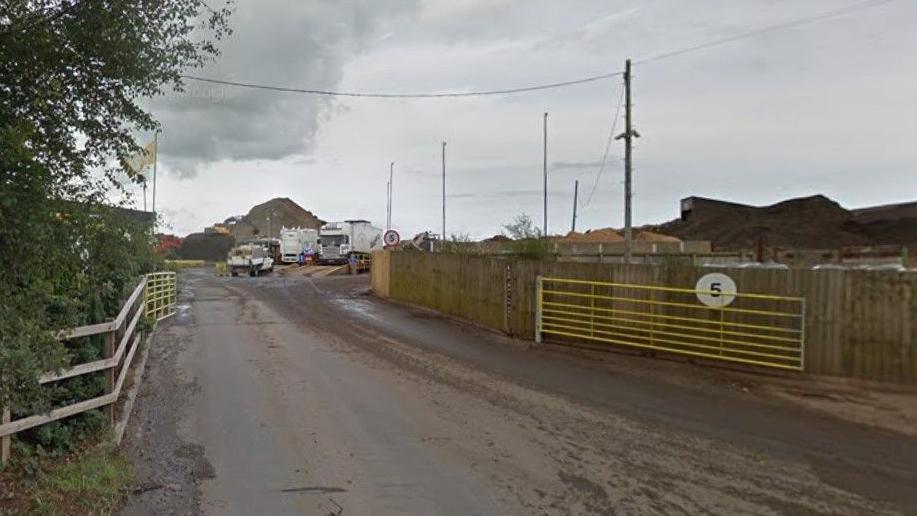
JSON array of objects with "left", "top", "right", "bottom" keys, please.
[
  {"left": 635, "top": 0, "right": 897, "bottom": 65},
  {"left": 179, "top": 0, "right": 896, "bottom": 99},
  {"left": 180, "top": 70, "right": 625, "bottom": 99},
  {"left": 582, "top": 85, "right": 625, "bottom": 209}
]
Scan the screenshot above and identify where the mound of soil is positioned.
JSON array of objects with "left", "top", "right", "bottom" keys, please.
[
  {"left": 224, "top": 198, "right": 324, "bottom": 240},
  {"left": 650, "top": 194, "right": 917, "bottom": 251},
  {"left": 634, "top": 230, "right": 680, "bottom": 242},
  {"left": 177, "top": 233, "right": 234, "bottom": 261}
]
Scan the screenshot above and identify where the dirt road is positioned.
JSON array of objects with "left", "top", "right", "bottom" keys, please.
[{"left": 122, "top": 269, "right": 917, "bottom": 515}]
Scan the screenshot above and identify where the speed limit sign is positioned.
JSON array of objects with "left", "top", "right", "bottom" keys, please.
[
  {"left": 383, "top": 229, "right": 400, "bottom": 247},
  {"left": 695, "top": 272, "right": 737, "bottom": 308}
]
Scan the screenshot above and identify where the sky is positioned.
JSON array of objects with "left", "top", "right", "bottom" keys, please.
[{"left": 128, "top": 0, "right": 917, "bottom": 238}]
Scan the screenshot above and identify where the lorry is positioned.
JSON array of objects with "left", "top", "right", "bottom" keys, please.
[
  {"left": 280, "top": 227, "right": 319, "bottom": 264},
  {"left": 318, "top": 220, "right": 382, "bottom": 265},
  {"left": 227, "top": 243, "right": 274, "bottom": 276}
]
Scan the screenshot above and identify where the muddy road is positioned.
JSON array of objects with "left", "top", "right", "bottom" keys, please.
[{"left": 122, "top": 269, "right": 917, "bottom": 515}]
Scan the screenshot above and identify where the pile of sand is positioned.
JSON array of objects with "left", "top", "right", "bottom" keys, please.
[
  {"left": 635, "top": 230, "right": 680, "bottom": 242},
  {"left": 562, "top": 228, "right": 624, "bottom": 243}
]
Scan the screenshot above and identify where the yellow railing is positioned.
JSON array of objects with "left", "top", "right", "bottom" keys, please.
[
  {"left": 165, "top": 259, "right": 205, "bottom": 269},
  {"left": 144, "top": 271, "right": 177, "bottom": 321},
  {"left": 535, "top": 276, "right": 805, "bottom": 371}
]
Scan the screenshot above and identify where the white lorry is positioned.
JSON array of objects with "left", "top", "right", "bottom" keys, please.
[
  {"left": 227, "top": 243, "right": 274, "bottom": 276},
  {"left": 318, "top": 220, "right": 382, "bottom": 265},
  {"left": 280, "top": 227, "right": 319, "bottom": 264}
]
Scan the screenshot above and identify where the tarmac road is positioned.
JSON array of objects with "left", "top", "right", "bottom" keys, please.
[{"left": 122, "top": 268, "right": 917, "bottom": 515}]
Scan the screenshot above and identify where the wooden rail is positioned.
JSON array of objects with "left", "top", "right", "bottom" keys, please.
[{"left": 0, "top": 272, "right": 177, "bottom": 466}]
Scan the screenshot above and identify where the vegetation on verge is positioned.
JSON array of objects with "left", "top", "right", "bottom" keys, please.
[
  {"left": 1, "top": 0, "right": 230, "bottom": 431},
  {"left": 0, "top": 0, "right": 233, "bottom": 497},
  {"left": 1, "top": 436, "right": 131, "bottom": 516}
]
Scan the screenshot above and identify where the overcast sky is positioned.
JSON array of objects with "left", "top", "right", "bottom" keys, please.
[{"left": 132, "top": 0, "right": 916, "bottom": 238}]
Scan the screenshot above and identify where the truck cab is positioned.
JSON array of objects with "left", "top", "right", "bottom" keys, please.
[
  {"left": 317, "top": 224, "right": 350, "bottom": 265},
  {"left": 318, "top": 220, "right": 382, "bottom": 265}
]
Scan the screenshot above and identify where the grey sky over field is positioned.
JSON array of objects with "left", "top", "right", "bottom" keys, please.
[{"left": 140, "top": 0, "right": 917, "bottom": 238}]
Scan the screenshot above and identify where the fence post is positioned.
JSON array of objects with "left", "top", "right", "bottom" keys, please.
[
  {"left": 1, "top": 406, "right": 10, "bottom": 467},
  {"left": 800, "top": 298, "right": 807, "bottom": 372},
  {"left": 503, "top": 263, "right": 512, "bottom": 334},
  {"left": 104, "top": 329, "right": 116, "bottom": 423},
  {"left": 534, "top": 275, "right": 543, "bottom": 344}
]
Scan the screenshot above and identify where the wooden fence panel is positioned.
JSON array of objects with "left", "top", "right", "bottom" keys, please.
[{"left": 378, "top": 252, "right": 917, "bottom": 383}]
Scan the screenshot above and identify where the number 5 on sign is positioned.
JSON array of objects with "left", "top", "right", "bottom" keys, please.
[{"left": 695, "top": 272, "right": 737, "bottom": 308}]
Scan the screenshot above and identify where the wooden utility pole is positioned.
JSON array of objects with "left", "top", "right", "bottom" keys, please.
[
  {"left": 543, "top": 112, "right": 548, "bottom": 251},
  {"left": 571, "top": 179, "right": 579, "bottom": 232},
  {"left": 442, "top": 141, "right": 446, "bottom": 248},
  {"left": 615, "top": 59, "right": 639, "bottom": 262}
]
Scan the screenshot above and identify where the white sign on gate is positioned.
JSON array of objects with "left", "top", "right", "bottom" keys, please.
[{"left": 695, "top": 272, "right": 737, "bottom": 308}]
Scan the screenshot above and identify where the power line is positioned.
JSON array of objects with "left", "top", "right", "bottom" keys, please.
[
  {"left": 634, "top": 0, "right": 897, "bottom": 65},
  {"left": 180, "top": 70, "right": 624, "bottom": 99},
  {"left": 179, "top": 0, "right": 896, "bottom": 100},
  {"left": 582, "top": 84, "right": 625, "bottom": 208}
]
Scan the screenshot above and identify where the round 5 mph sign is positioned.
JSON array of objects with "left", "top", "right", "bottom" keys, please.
[
  {"left": 383, "top": 229, "right": 400, "bottom": 247},
  {"left": 695, "top": 272, "right": 737, "bottom": 308}
]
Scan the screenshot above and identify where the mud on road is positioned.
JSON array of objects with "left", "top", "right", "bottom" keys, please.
[{"left": 121, "top": 269, "right": 917, "bottom": 515}]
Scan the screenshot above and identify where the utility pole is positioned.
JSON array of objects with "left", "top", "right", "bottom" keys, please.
[
  {"left": 543, "top": 112, "right": 548, "bottom": 251},
  {"left": 571, "top": 179, "right": 579, "bottom": 233},
  {"left": 441, "top": 141, "right": 446, "bottom": 248},
  {"left": 387, "top": 162, "right": 394, "bottom": 231},
  {"left": 615, "top": 59, "right": 639, "bottom": 263}
]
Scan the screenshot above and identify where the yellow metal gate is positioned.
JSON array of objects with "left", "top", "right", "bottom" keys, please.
[
  {"left": 144, "top": 271, "right": 177, "bottom": 321},
  {"left": 535, "top": 276, "right": 805, "bottom": 371}
]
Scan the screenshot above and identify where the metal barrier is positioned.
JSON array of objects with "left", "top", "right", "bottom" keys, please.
[
  {"left": 535, "top": 276, "right": 805, "bottom": 371},
  {"left": 165, "top": 259, "right": 205, "bottom": 269},
  {"left": 144, "top": 271, "right": 177, "bottom": 321}
]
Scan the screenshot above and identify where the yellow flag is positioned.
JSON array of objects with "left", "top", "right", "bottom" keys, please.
[{"left": 127, "top": 140, "right": 157, "bottom": 178}]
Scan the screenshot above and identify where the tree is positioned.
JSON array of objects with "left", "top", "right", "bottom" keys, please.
[
  {"left": 502, "top": 213, "right": 542, "bottom": 240},
  {"left": 0, "top": 1, "right": 232, "bottom": 417}
]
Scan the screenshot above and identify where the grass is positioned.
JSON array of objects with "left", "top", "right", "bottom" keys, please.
[{"left": 1, "top": 440, "right": 131, "bottom": 516}]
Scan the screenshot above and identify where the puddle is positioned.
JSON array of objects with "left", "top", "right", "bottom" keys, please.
[{"left": 331, "top": 298, "right": 380, "bottom": 321}]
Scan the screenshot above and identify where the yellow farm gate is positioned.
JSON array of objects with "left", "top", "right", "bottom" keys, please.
[
  {"left": 144, "top": 271, "right": 177, "bottom": 321},
  {"left": 535, "top": 276, "right": 805, "bottom": 371}
]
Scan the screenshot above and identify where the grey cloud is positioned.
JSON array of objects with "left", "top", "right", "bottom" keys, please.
[{"left": 149, "top": 0, "right": 419, "bottom": 177}]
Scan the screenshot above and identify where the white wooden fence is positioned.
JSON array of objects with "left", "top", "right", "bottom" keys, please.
[{"left": 1, "top": 272, "right": 177, "bottom": 466}]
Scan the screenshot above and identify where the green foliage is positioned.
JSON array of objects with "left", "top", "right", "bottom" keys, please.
[
  {"left": 0, "top": 0, "right": 231, "bottom": 454},
  {"left": 440, "top": 233, "right": 481, "bottom": 254},
  {"left": 502, "top": 213, "right": 542, "bottom": 240},
  {"left": 502, "top": 213, "right": 550, "bottom": 258},
  {"left": 19, "top": 443, "right": 131, "bottom": 516}
]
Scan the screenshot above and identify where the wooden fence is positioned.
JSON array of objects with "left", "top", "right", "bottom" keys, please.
[
  {"left": 373, "top": 252, "right": 916, "bottom": 383},
  {"left": 0, "top": 272, "right": 177, "bottom": 466}
]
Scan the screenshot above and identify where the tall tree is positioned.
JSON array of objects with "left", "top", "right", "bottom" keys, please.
[{"left": 0, "top": 0, "right": 232, "bottom": 413}]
